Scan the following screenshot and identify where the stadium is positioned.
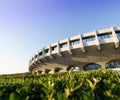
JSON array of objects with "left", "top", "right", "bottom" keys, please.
[{"left": 29, "top": 26, "right": 120, "bottom": 74}]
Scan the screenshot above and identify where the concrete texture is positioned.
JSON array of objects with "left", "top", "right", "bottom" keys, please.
[{"left": 29, "top": 26, "right": 120, "bottom": 74}]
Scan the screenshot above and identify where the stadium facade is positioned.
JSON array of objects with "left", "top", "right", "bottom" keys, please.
[{"left": 29, "top": 27, "right": 120, "bottom": 74}]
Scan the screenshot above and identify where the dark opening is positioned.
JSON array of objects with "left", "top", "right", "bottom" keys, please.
[
  {"left": 105, "top": 61, "right": 120, "bottom": 69},
  {"left": 84, "top": 63, "right": 101, "bottom": 71}
]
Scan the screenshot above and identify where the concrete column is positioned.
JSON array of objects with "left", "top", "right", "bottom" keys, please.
[
  {"left": 94, "top": 30, "right": 101, "bottom": 50},
  {"left": 67, "top": 38, "right": 72, "bottom": 54},
  {"left": 41, "top": 70, "right": 45, "bottom": 74},
  {"left": 57, "top": 41, "right": 62, "bottom": 56},
  {"left": 31, "top": 56, "right": 34, "bottom": 65},
  {"left": 49, "top": 70, "right": 54, "bottom": 73},
  {"left": 42, "top": 48, "right": 45, "bottom": 58},
  {"left": 36, "top": 71, "right": 39, "bottom": 75},
  {"left": 34, "top": 51, "right": 40, "bottom": 64},
  {"left": 32, "top": 55, "right": 35, "bottom": 63},
  {"left": 48, "top": 44, "right": 52, "bottom": 56},
  {"left": 37, "top": 51, "right": 41, "bottom": 63},
  {"left": 57, "top": 41, "right": 60, "bottom": 53},
  {"left": 98, "top": 62, "right": 107, "bottom": 68},
  {"left": 43, "top": 48, "right": 49, "bottom": 61},
  {"left": 63, "top": 67, "right": 67, "bottom": 72},
  {"left": 37, "top": 51, "right": 39, "bottom": 60},
  {"left": 111, "top": 27, "right": 119, "bottom": 48},
  {"left": 79, "top": 34, "right": 85, "bottom": 52},
  {"left": 67, "top": 38, "right": 71, "bottom": 50},
  {"left": 48, "top": 44, "right": 55, "bottom": 59},
  {"left": 33, "top": 54, "right": 37, "bottom": 65}
]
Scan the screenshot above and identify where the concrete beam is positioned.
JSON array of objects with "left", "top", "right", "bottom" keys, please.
[
  {"left": 49, "top": 55, "right": 55, "bottom": 59},
  {"left": 111, "top": 27, "right": 119, "bottom": 48},
  {"left": 57, "top": 52, "right": 63, "bottom": 56},
  {"left": 81, "top": 47, "right": 85, "bottom": 52},
  {"left": 67, "top": 50, "right": 73, "bottom": 55}
]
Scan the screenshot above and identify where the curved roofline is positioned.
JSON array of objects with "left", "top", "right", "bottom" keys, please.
[{"left": 29, "top": 26, "right": 120, "bottom": 74}]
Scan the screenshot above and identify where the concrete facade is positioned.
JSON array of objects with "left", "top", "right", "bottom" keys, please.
[{"left": 29, "top": 27, "right": 120, "bottom": 74}]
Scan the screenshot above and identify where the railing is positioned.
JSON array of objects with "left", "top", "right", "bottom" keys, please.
[{"left": 30, "top": 26, "right": 120, "bottom": 67}]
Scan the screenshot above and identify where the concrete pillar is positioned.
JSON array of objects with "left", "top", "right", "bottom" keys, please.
[
  {"left": 79, "top": 34, "right": 85, "bottom": 52},
  {"left": 67, "top": 38, "right": 71, "bottom": 50},
  {"left": 48, "top": 44, "right": 54, "bottom": 59},
  {"left": 37, "top": 51, "right": 39, "bottom": 60},
  {"left": 37, "top": 51, "right": 42, "bottom": 63},
  {"left": 42, "top": 48, "right": 45, "bottom": 58},
  {"left": 48, "top": 44, "right": 52, "bottom": 56},
  {"left": 67, "top": 38, "right": 72, "bottom": 54},
  {"left": 49, "top": 45, "right": 52, "bottom": 58},
  {"left": 57, "top": 41, "right": 60, "bottom": 53},
  {"left": 94, "top": 30, "right": 101, "bottom": 50},
  {"left": 57, "top": 41, "right": 62, "bottom": 56},
  {"left": 63, "top": 67, "right": 67, "bottom": 72},
  {"left": 97, "top": 62, "right": 107, "bottom": 68},
  {"left": 33, "top": 53, "right": 38, "bottom": 65},
  {"left": 41, "top": 70, "right": 45, "bottom": 74},
  {"left": 48, "top": 70, "right": 54, "bottom": 74},
  {"left": 32, "top": 55, "right": 35, "bottom": 64},
  {"left": 111, "top": 27, "right": 119, "bottom": 48}
]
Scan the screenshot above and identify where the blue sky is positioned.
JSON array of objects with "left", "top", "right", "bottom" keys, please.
[{"left": 0, "top": 0, "right": 120, "bottom": 74}]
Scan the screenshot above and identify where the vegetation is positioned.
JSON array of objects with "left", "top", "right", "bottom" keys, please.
[{"left": 0, "top": 69, "right": 120, "bottom": 100}]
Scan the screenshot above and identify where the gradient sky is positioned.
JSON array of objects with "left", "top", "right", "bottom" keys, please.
[{"left": 0, "top": 0, "right": 120, "bottom": 74}]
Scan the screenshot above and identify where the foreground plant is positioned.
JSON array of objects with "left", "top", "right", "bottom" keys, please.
[{"left": 0, "top": 69, "right": 119, "bottom": 100}]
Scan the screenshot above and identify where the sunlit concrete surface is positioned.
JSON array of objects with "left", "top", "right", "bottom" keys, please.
[{"left": 29, "top": 26, "right": 120, "bottom": 74}]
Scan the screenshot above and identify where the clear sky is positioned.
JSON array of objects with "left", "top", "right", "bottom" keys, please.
[{"left": 0, "top": 0, "right": 120, "bottom": 74}]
